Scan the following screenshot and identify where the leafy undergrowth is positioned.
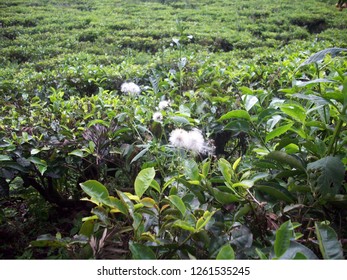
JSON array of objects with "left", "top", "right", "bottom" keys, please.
[{"left": 0, "top": 0, "right": 347, "bottom": 259}]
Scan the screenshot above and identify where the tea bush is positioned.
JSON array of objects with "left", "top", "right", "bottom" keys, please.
[{"left": 0, "top": 0, "right": 346, "bottom": 259}]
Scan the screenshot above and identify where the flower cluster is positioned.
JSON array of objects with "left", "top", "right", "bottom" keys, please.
[
  {"left": 152, "top": 112, "right": 163, "bottom": 123},
  {"left": 158, "top": 100, "right": 170, "bottom": 110},
  {"left": 120, "top": 82, "right": 141, "bottom": 96},
  {"left": 169, "top": 128, "right": 214, "bottom": 155}
]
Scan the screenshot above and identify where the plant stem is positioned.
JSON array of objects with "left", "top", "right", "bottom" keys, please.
[{"left": 327, "top": 105, "right": 347, "bottom": 156}]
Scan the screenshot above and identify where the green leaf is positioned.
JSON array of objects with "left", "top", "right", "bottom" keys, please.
[
  {"left": 68, "top": 149, "right": 85, "bottom": 157},
  {"left": 275, "top": 241, "right": 318, "bottom": 259},
  {"left": 255, "top": 184, "right": 295, "bottom": 203},
  {"left": 0, "top": 155, "right": 12, "bottom": 161},
  {"left": 218, "top": 158, "right": 232, "bottom": 183},
  {"left": 216, "top": 244, "right": 235, "bottom": 260},
  {"left": 315, "top": 221, "right": 343, "bottom": 259},
  {"left": 299, "top": 47, "right": 347, "bottom": 67},
  {"left": 150, "top": 179, "right": 161, "bottom": 193},
  {"left": 274, "top": 220, "right": 293, "bottom": 258},
  {"left": 266, "top": 150, "right": 305, "bottom": 171},
  {"left": 265, "top": 123, "right": 293, "bottom": 143},
  {"left": 173, "top": 220, "right": 195, "bottom": 232},
  {"left": 218, "top": 110, "right": 251, "bottom": 121},
  {"left": 232, "top": 157, "right": 242, "bottom": 171},
  {"left": 28, "top": 157, "right": 48, "bottom": 175},
  {"left": 130, "top": 147, "right": 149, "bottom": 164},
  {"left": 117, "top": 190, "right": 134, "bottom": 217},
  {"left": 242, "top": 95, "right": 259, "bottom": 112},
  {"left": 202, "top": 160, "right": 211, "bottom": 178},
  {"left": 196, "top": 210, "right": 215, "bottom": 231},
  {"left": 80, "top": 180, "right": 109, "bottom": 205},
  {"left": 79, "top": 220, "right": 94, "bottom": 238},
  {"left": 170, "top": 116, "right": 191, "bottom": 125},
  {"left": 279, "top": 103, "right": 306, "bottom": 123},
  {"left": 212, "top": 188, "right": 242, "bottom": 205},
  {"left": 183, "top": 159, "right": 199, "bottom": 181},
  {"left": 129, "top": 242, "right": 156, "bottom": 259},
  {"left": 134, "top": 167, "right": 155, "bottom": 198},
  {"left": 307, "top": 156, "right": 345, "bottom": 196},
  {"left": 168, "top": 195, "right": 186, "bottom": 216},
  {"left": 224, "top": 120, "right": 250, "bottom": 132}
]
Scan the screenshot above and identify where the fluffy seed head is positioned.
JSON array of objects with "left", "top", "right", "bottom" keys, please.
[
  {"left": 152, "top": 112, "right": 163, "bottom": 123},
  {"left": 120, "top": 82, "right": 141, "bottom": 96},
  {"left": 169, "top": 128, "right": 189, "bottom": 148}
]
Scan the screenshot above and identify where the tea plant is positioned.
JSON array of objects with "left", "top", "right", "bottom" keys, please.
[{"left": 1, "top": 0, "right": 347, "bottom": 259}]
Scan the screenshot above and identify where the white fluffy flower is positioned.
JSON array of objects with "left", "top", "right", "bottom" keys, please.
[
  {"left": 158, "top": 100, "right": 170, "bottom": 110},
  {"left": 169, "top": 128, "right": 214, "bottom": 155},
  {"left": 120, "top": 82, "right": 141, "bottom": 96},
  {"left": 185, "top": 129, "right": 205, "bottom": 154},
  {"left": 169, "top": 128, "right": 189, "bottom": 148},
  {"left": 152, "top": 112, "right": 163, "bottom": 123}
]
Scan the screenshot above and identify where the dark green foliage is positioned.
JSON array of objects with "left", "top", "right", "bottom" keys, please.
[{"left": 1, "top": 0, "right": 347, "bottom": 259}]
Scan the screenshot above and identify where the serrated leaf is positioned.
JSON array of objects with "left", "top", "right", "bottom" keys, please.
[
  {"left": 280, "top": 103, "right": 306, "bottom": 123},
  {"left": 265, "top": 123, "right": 293, "bottom": 143},
  {"left": 307, "top": 156, "right": 345, "bottom": 196},
  {"left": 216, "top": 244, "right": 235, "bottom": 260},
  {"left": 183, "top": 159, "right": 199, "bottom": 181},
  {"left": 315, "top": 221, "right": 343, "bottom": 259},
  {"left": 218, "top": 110, "right": 250, "bottom": 121},
  {"left": 134, "top": 167, "right": 155, "bottom": 198}
]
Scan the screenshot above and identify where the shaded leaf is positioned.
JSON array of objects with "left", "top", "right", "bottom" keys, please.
[
  {"left": 129, "top": 242, "right": 156, "bottom": 259},
  {"left": 315, "top": 221, "right": 343, "bottom": 259},
  {"left": 307, "top": 156, "right": 345, "bottom": 196},
  {"left": 274, "top": 220, "right": 293, "bottom": 258},
  {"left": 216, "top": 244, "right": 235, "bottom": 260}
]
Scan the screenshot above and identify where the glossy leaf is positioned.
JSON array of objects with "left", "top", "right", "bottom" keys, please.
[
  {"left": 80, "top": 180, "right": 109, "bottom": 205},
  {"left": 168, "top": 195, "right": 187, "bottom": 216},
  {"left": 265, "top": 123, "right": 293, "bottom": 143},
  {"left": 134, "top": 167, "right": 155, "bottom": 198},
  {"left": 218, "top": 110, "right": 251, "bottom": 121}
]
